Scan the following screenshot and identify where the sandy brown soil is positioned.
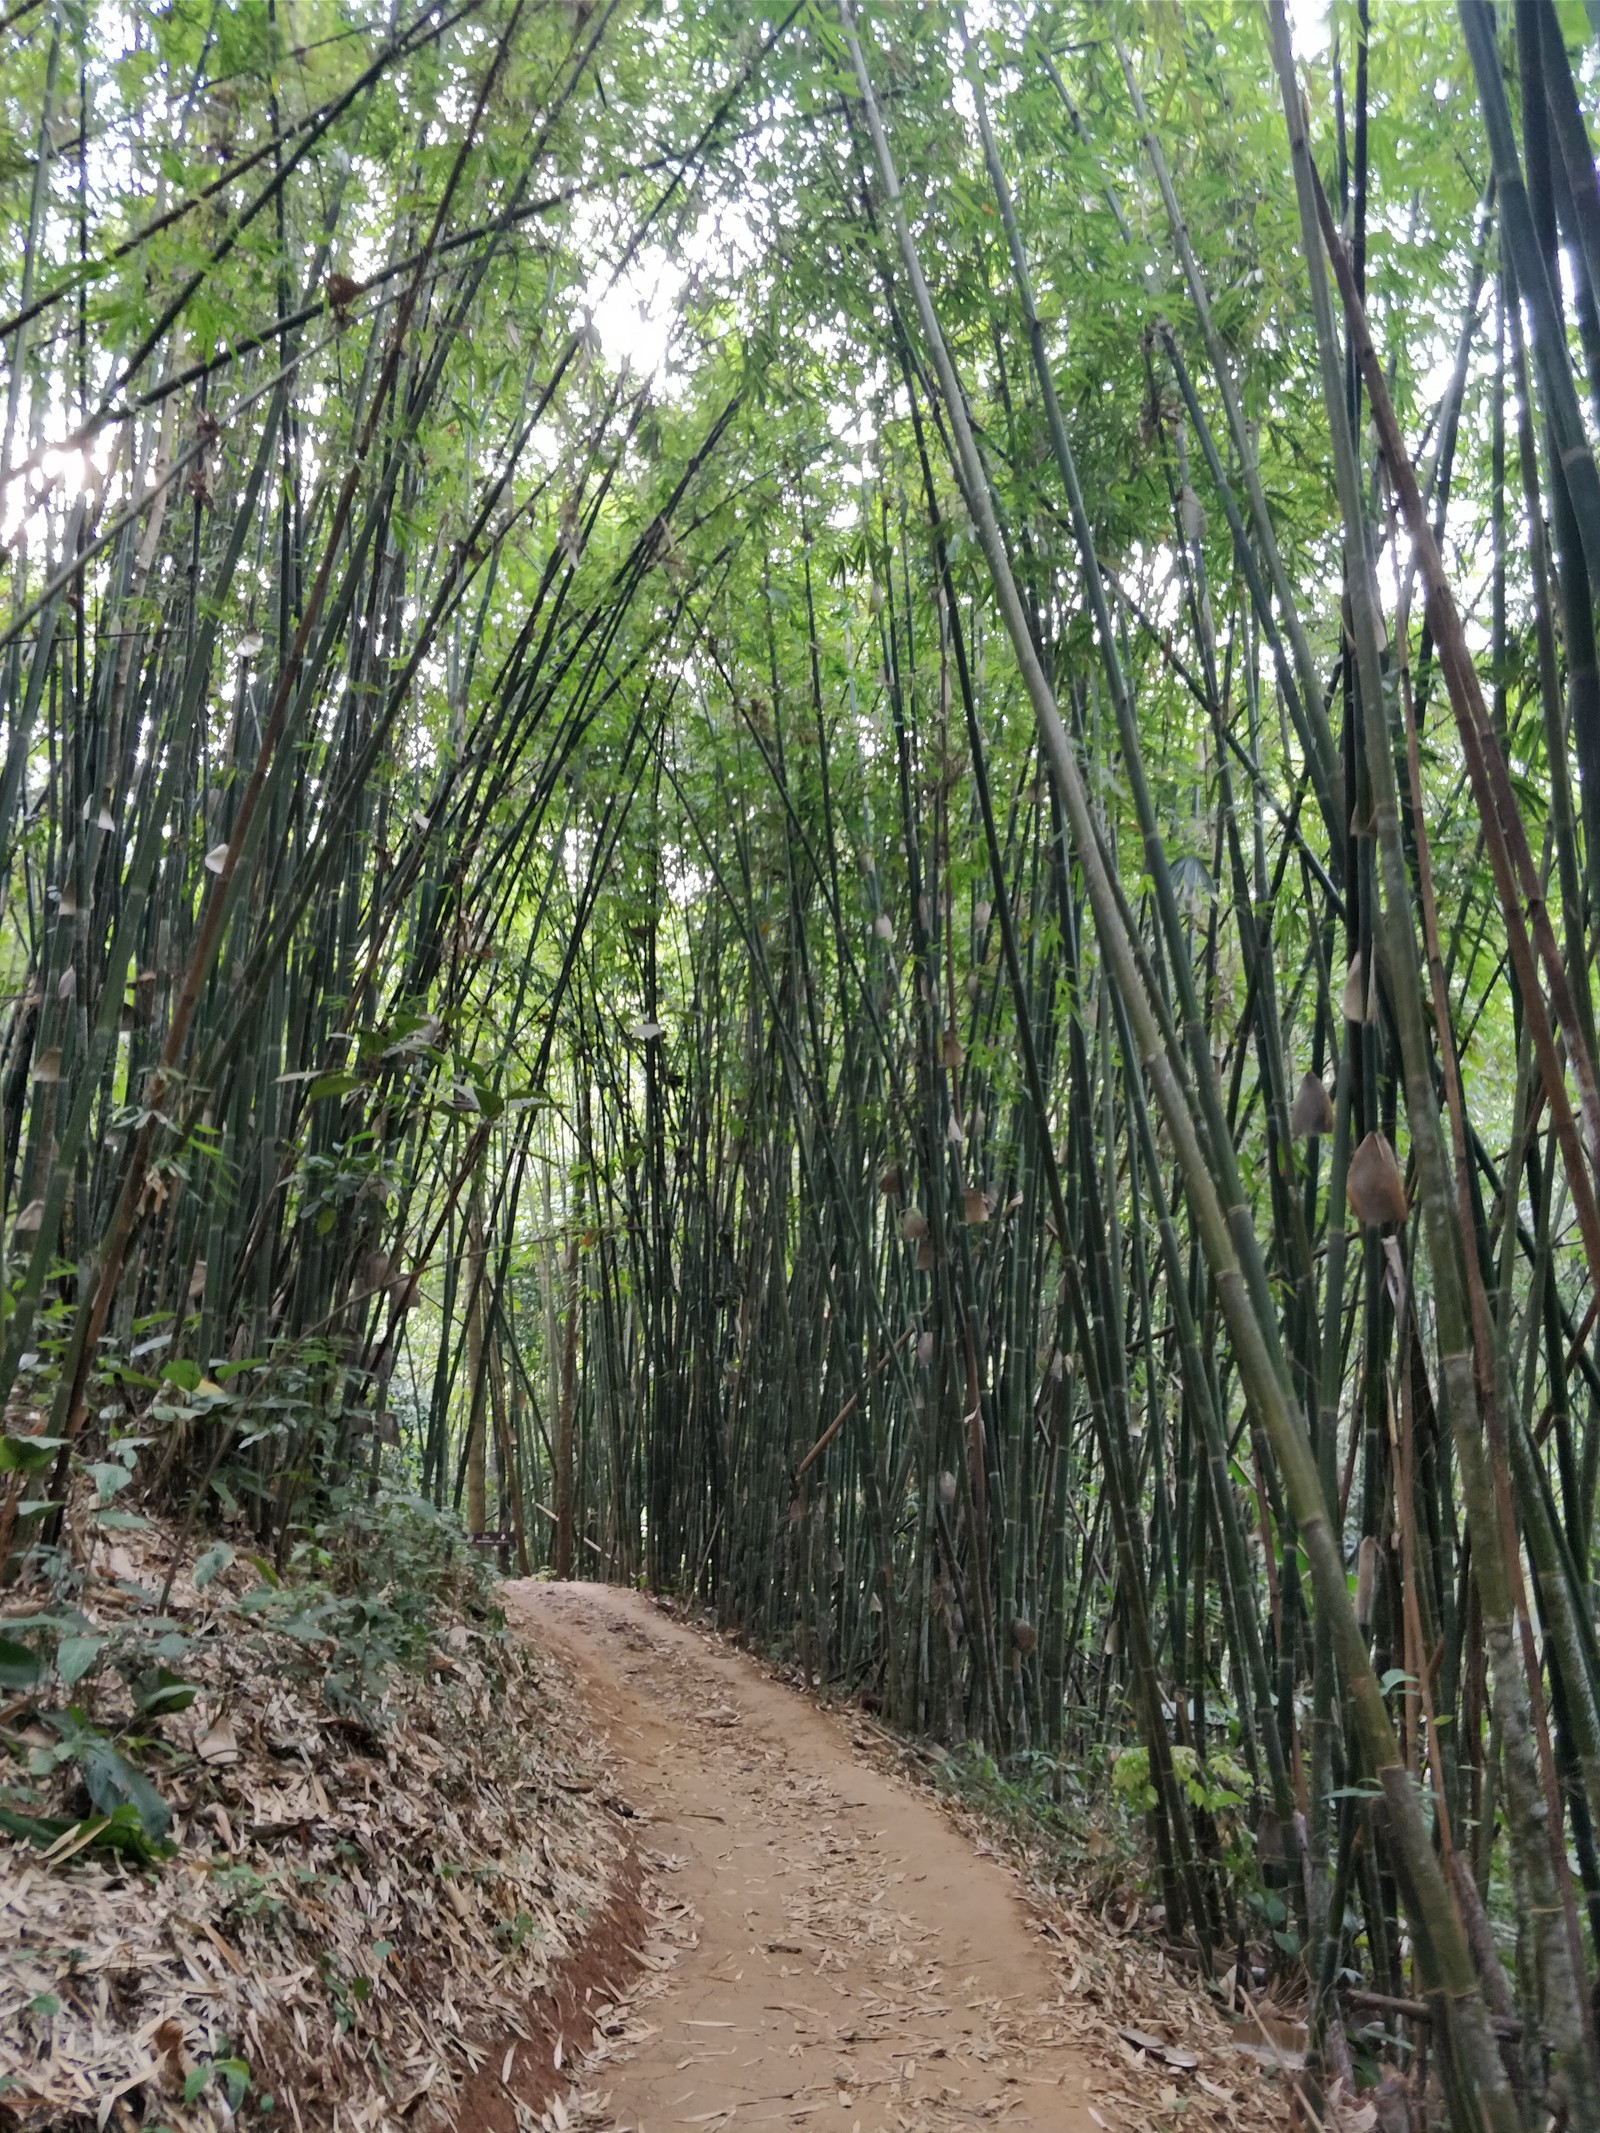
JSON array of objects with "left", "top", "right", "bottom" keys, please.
[{"left": 502, "top": 1580, "right": 1102, "bottom": 2133}]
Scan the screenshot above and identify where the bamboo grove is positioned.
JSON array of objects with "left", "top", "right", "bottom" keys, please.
[{"left": 9, "top": 0, "right": 1600, "bottom": 2116}]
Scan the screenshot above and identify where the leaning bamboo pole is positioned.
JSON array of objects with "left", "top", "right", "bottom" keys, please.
[{"left": 836, "top": 7, "right": 1526, "bottom": 2122}]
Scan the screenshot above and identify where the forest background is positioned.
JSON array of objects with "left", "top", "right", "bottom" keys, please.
[{"left": 3, "top": 0, "right": 1600, "bottom": 2123}]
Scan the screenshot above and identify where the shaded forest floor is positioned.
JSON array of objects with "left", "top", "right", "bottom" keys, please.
[{"left": 0, "top": 1516, "right": 637, "bottom": 2132}]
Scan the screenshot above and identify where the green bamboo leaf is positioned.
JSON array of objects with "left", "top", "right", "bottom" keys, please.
[{"left": 54, "top": 1636, "right": 107, "bottom": 1687}]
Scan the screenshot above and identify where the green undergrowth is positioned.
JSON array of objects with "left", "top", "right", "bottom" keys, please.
[
  {"left": 909, "top": 1728, "right": 1524, "bottom": 2055},
  {"left": 0, "top": 1476, "right": 500, "bottom": 1866},
  {"left": 876, "top": 1719, "right": 1298, "bottom": 1986}
]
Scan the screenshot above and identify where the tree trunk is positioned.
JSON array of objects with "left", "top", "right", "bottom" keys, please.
[
  {"left": 555, "top": 1225, "right": 581, "bottom": 1581},
  {"left": 464, "top": 1184, "right": 488, "bottom": 1539}
]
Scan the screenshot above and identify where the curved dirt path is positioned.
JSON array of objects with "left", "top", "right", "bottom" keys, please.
[{"left": 503, "top": 1581, "right": 1100, "bottom": 2133}]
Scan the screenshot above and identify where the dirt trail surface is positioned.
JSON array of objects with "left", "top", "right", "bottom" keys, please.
[{"left": 502, "top": 1581, "right": 1107, "bottom": 2133}]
